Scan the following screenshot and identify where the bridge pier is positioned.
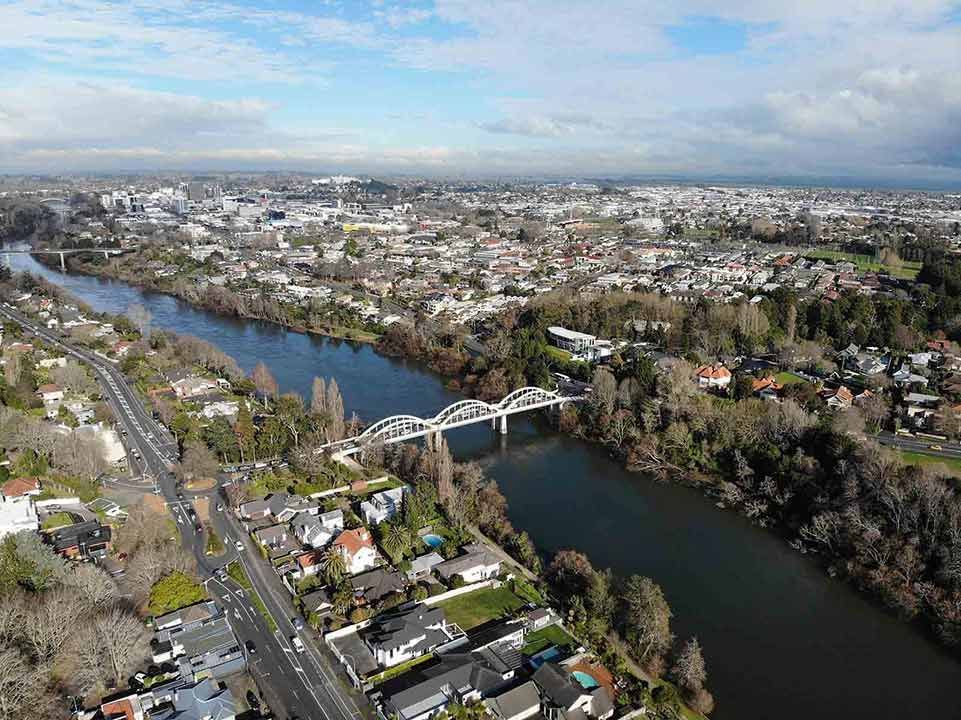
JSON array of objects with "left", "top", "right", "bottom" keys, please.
[
  {"left": 59, "top": 253, "right": 66, "bottom": 272},
  {"left": 103, "top": 251, "right": 109, "bottom": 260},
  {"left": 496, "top": 414, "right": 508, "bottom": 435}
]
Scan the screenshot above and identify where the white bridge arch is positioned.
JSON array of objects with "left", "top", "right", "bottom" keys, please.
[{"left": 326, "top": 386, "right": 584, "bottom": 455}]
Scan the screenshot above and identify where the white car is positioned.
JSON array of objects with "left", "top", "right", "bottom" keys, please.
[
  {"left": 291, "top": 636, "right": 305, "bottom": 654},
  {"left": 235, "top": 540, "right": 245, "bottom": 552}
]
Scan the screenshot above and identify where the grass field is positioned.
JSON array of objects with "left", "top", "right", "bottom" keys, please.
[
  {"left": 521, "top": 624, "right": 578, "bottom": 656},
  {"left": 436, "top": 586, "right": 526, "bottom": 630},
  {"left": 774, "top": 371, "right": 807, "bottom": 385},
  {"left": 41, "top": 511, "right": 74, "bottom": 530},
  {"left": 804, "top": 250, "right": 922, "bottom": 280},
  {"left": 545, "top": 345, "right": 573, "bottom": 363},
  {"left": 899, "top": 451, "right": 961, "bottom": 475}
]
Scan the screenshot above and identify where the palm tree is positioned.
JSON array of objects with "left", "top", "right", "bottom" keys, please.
[
  {"left": 320, "top": 548, "right": 346, "bottom": 585},
  {"left": 383, "top": 523, "right": 412, "bottom": 560},
  {"left": 332, "top": 583, "right": 354, "bottom": 618}
]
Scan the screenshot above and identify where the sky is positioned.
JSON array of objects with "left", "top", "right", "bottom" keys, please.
[{"left": 0, "top": 0, "right": 960, "bottom": 185}]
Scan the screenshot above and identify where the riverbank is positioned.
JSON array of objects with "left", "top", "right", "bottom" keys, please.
[
  {"left": 8, "top": 250, "right": 961, "bottom": 720},
  {"left": 40, "top": 252, "right": 384, "bottom": 345}
]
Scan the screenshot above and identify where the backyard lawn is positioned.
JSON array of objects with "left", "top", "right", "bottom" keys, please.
[
  {"left": 522, "top": 624, "right": 578, "bottom": 656},
  {"left": 774, "top": 371, "right": 806, "bottom": 385},
  {"left": 436, "top": 586, "right": 526, "bottom": 630}
]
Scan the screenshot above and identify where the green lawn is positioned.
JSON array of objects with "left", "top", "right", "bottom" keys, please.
[
  {"left": 804, "top": 250, "right": 922, "bottom": 280},
  {"left": 522, "top": 624, "right": 578, "bottom": 656},
  {"left": 899, "top": 451, "right": 961, "bottom": 476},
  {"left": 774, "top": 371, "right": 806, "bottom": 385},
  {"left": 41, "top": 512, "right": 74, "bottom": 530},
  {"left": 545, "top": 345, "right": 573, "bottom": 363},
  {"left": 435, "top": 586, "right": 526, "bottom": 630}
]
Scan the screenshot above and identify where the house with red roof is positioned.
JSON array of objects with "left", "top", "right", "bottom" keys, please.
[
  {"left": 694, "top": 364, "right": 732, "bottom": 390},
  {"left": 333, "top": 527, "right": 380, "bottom": 575},
  {"left": 1, "top": 476, "right": 40, "bottom": 500}
]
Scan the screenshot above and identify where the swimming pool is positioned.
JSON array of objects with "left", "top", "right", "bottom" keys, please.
[
  {"left": 573, "top": 671, "right": 600, "bottom": 690},
  {"left": 422, "top": 533, "right": 444, "bottom": 548}
]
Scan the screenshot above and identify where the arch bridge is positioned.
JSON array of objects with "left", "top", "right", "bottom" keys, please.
[{"left": 325, "top": 386, "right": 585, "bottom": 456}]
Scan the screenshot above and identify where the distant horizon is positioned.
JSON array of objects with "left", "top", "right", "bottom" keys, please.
[
  {"left": 1, "top": 1, "right": 959, "bottom": 187},
  {"left": 2, "top": 170, "right": 960, "bottom": 194}
]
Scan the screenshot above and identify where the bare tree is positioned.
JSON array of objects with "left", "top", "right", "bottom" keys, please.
[
  {"left": 251, "top": 361, "right": 278, "bottom": 409},
  {"left": 24, "top": 587, "right": 84, "bottom": 662},
  {"left": 671, "top": 637, "right": 708, "bottom": 693},
  {"left": 50, "top": 361, "right": 98, "bottom": 397},
  {"left": 66, "top": 563, "right": 119, "bottom": 609},
  {"left": 326, "top": 378, "right": 346, "bottom": 442},
  {"left": 127, "top": 302, "right": 152, "bottom": 337},
  {"left": 0, "top": 646, "right": 47, "bottom": 720},
  {"left": 590, "top": 368, "right": 617, "bottom": 416}
]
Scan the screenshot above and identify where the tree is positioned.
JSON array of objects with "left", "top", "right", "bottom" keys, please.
[
  {"left": 622, "top": 575, "right": 674, "bottom": 670},
  {"left": 204, "top": 416, "right": 238, "bottom": 462},
  {"left": 590, "top": 367, "right": 617, "bottom": 417},
  {"left": 671, "top": 637, "right": 707, "bottom": 694},
  {"left": 0, "top": 531, "right": 67, "bottom": 593},
  {"left": 310, "top": 376, "right": 328, "bottom": 420},
  {"left": 148, "top": 571, "right": 207, "bottom": 616},
  {"left": 233, "top": 403, "right": 256, "bottom": 463},
  {"left": 276, "top": 392, "right": 306, "bottom": 448},
  {"left": 321, "top": 548, "right": 346, "bottom": 584},
  {"left": 175, "top": 442, "right": 219, "bottom": 484},
  {"left": 383, "top": 522, "right": 413, "bottom": 559},
  {"left": 251, "top": 361, "right": 278, "bottom": 409},
  {"left": 127, "top": 302, "right": 152, "bottom": 336},
  {"left": 50, "top": 361, "right": 98, "bottom": 396},
  {"left": 325, "top": 378, "right": 345, "bottom": 442}
]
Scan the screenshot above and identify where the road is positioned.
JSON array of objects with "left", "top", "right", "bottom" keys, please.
[
  {"left": 875, "top": 431, "right": 961, "bottom": 460},
  {"left": 0, "top": 302, "right": 363, "bottom": 720}
]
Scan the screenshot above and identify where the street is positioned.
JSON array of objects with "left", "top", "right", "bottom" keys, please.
[{"left": 0, "top": 302, "right": 363, "bottom": 720}]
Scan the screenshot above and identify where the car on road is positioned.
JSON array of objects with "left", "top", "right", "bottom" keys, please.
[
  {"left": 216, "top": 503, "right": 224, "bottom": 512},
  {"left": 245, "top": 691, "right": 260, "bottom": 710},
  {"left": 930, "top": 444, "right": 943, "bottom": 451},
  {"left": 292, "top": 617, "right": 304, "bottom": 631},
  {"left": 177, "top": 492, "right": 184, "bottom": 500},
  {"left": 291, "top": 636, "right": 305, "bottom": 653},
  {"left": 194, "top": 523, "right": 203, "bottom": 533},
  {"left": 244, "top": 640, "right": 256, "bottom": 654},
  {"left": 235, "top": 540, "right": 245, "bottom": 552}
]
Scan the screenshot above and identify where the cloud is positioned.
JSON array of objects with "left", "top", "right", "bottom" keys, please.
[{"left": 0, "top": 0, "right": 959, "bottom": 183}]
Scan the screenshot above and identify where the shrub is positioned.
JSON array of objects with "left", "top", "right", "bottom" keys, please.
[{"left": 149, "top": 571, "right": 206, "bottom": 616}]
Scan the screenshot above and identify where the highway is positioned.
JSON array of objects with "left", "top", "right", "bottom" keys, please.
[
  {"left": 0, "top": 302, "right": 363, "bottom": 720},
  {"left": 875, "top": 431, "right": 961, "bottom": 460}
]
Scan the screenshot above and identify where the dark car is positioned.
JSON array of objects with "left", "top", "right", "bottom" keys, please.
[
  {"left": 245, "top": 640, "right": 256, "bottom": 654},
  {"left": 245, "top": 690, "right": 260, "bottom": 709}
]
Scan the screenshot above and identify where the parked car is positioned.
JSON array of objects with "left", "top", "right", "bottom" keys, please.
[
  {"left": 292, "top": 617, "right": 305, "bottom": 631},
  {"left": 245, "top": 640, "right": 256, "bottom": 654}
]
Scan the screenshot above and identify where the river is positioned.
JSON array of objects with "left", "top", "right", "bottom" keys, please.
[{"left": 6, "top": 251, "right": 960, "bottom": 719}]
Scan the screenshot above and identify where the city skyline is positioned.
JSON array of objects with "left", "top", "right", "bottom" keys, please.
[{"left": 1, "top": 0, "right": 960, "bottom": 185}]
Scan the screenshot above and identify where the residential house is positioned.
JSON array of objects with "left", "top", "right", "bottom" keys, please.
[
  {"left": 300, "top": 588, "right": 334, "bottom": 619},
  {"left": 151, "top": 607, "right": 244, "bottom": 682},
  {"left": 694, "top": 364, "right": 732, "bottom": 389},
  {"left": 350, "top": 567, "right": 407, "bottom": 607},
  {"left": 380, "top": 651, "right": 513, "bottom": 720},
  {"left": 365, "top": 605, "right": 465, "bottom": 668},
  {"left": 333, "top": 527, "right": 380, "bottom": 575},
  {"left": 360, "top": 485, "right": 408, "bottom": 525},
  {"left": 820, "top": 385, "right": 854, "bottom": 409},
  {"left": 146, "top": 677, "right": 237, "bottom": 720},
  {"left": 1, "top": 476, "right": 40, "bottom": 500},
  {"left": 36, "top": 383, "right": 64, "bottom": 402},
  {"left": 434, "top": 543, "right": 501, "bottom": 584},
  {"left": 532, "top": 662, "right": 614, "bottom": 720},
  {"left": 751, "top": 376, "right": 782, "bottom": 401},
  {"left": 46, "top": 519, "right": 111, "bottom": 561},
  {"left": 155, "top": 600, "right": 220, "bottom": 631},
  {"left": 239, "top": 493, "right": 320, "bottom": 523},
  {"left": 407, "top": 552, "right": 444, "bottom": 582},
  {"left": 293, "top": 509, "right": 344, "bottom": 548},
  {"left": 0, "top": 493, "right": 39, "bottom": 539},
  {"left": 171, "top": 375, "right": 220, "bottom": 399},
  {"left": 485, "top": 681, "right": 542, "bottom": 720}
]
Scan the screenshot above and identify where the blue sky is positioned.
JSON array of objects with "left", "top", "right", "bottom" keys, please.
[{"left": 1, "top": 0, "right": 960, "bottom": 184}]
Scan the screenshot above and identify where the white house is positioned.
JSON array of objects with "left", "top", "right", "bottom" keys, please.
[
  {"left": 694, "top": 364, "right": 732, "bottom": 389},
  {"left": 0, "top": 495, "right": 39, "bottom": 539},
  {"left": 333, "top": 527, "right": 380, "bottom": 575},
  {"left": 434, "top": 543, "right": 501, "bottom": 584},
  {"left": 293, "top": 509, "right": 344, "bottom": 549},
  {"left": 360, "top": 486, "right": 408, "bottom": 525}
]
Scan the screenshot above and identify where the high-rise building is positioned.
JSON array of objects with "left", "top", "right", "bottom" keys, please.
[{"left": 187, "top": 182, "right": 205, "bottom": 202}]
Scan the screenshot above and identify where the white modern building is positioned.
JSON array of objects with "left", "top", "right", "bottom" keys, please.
[
  {"left": 0, "top": 495, "right": 39, "bottom": 539},
  {"left": 547, "top": 326, "right": 596, "bottom": 354}
]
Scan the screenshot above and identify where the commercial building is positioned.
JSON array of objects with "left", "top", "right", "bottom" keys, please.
[{"left": 547, "top": 327, "right": 596, "bottom": 354}]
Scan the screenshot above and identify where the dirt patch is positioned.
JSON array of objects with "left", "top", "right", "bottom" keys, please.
[
  {"left": 186, "top": 477, "right": 217, "bottom": 492},
  {"left": 194, "top": 497, "right": 211, "bottom": 523},
  {"left": 141, "top": 493, "right": 168, "bottom": 515}
]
